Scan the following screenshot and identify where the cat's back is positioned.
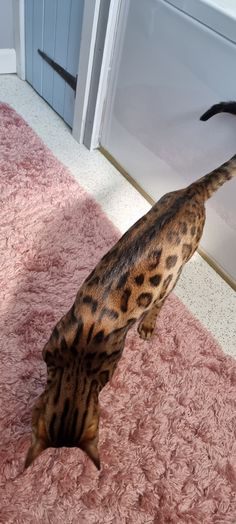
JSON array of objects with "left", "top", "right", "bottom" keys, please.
[{"left": 76, "top": 187, "right": 204, "bottom": 332}]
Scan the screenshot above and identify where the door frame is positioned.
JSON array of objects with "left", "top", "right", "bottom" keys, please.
[
  {"left": 72, "top": 0, "right": 102, "bottom": 144},
  {"left": 80, "top": 0, "right": 122, "bottom": 150},
  {"left": 13, "top": 0, "right": 25, "bottom": 80}
]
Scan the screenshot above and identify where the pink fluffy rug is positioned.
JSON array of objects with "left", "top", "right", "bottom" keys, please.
[{"left": 0, "top": 104, "right": 236, "bottom": 524}]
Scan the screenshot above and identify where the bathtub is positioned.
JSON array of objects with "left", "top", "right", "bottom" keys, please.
[
  {"left": 101, "top": 0, "right": 236, "bottom": 284},
  {"left": 169, "top": 0, "right": 236, "bottom": 15},
  {"left": 167, "top": 0, "right": 236, "bottom": 44}
]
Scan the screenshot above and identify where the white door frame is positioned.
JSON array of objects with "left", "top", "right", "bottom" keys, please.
[
  {"left": 80, "top": 0, "right": 122, "bottom": 150},
  {"left": 14, "top": 0, "right": 120, "bottom": 148},
  {"left": 13, "top": 0, "right": 25, "bottom": 80},
  {"left": 72, "top": 0, "right": 102, "bottom": 143}
]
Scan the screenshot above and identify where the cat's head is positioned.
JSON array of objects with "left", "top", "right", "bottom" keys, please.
[{"left": 24, "top": 362, "right": 101, "bottom": 471}]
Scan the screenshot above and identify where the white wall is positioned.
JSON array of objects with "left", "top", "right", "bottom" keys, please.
[{"left": 0, "top": 0, "right": 14, "bottom": 48}]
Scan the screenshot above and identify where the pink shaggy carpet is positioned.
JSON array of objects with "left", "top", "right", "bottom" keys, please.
[{"left": 0, "top": 103, "right": 236, "bottom": 524}]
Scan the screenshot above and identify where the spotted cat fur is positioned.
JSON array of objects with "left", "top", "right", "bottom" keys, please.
[{"left": 25, "top": 140, "right": 236, "bottom": 470}]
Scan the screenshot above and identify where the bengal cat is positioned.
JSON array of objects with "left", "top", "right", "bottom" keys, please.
[{"left": 25, "top": 151, "right": 236, "bottom": 471}]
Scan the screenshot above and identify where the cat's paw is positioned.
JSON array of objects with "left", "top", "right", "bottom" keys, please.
[{"left": 138, "top": 322, "right": 155, "bottom": 340}]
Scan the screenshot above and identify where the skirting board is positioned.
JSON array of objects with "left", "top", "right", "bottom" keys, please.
[{"left": 0, "top": 49, "right": 16, "bottom": 74}]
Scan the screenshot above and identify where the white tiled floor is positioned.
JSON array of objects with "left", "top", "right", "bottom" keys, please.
[{"left": 0, "top": 75, "right": 235, "bottom": 356}]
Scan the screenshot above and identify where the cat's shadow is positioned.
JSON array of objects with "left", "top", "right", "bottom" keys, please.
[{"left": 2, "top": 194, "right": 119, "bottom": 446}]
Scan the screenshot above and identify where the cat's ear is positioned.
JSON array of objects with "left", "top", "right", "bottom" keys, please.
[
  {"left": 24, "top": 435, "right": 49, "bottom": 469},
  {"left": 80, "top": 413, "right": 101, "bottom": 470},
  {"left": 80, "top": 435, "right": 101, "bottom": 470},
  {"left": 24, "top": 398, "right": 49, "bottom": 469}
]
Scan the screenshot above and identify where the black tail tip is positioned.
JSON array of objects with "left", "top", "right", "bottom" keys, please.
[
  {"left": 200, "top": 108, "right": 215, "bottom": 121},
  {"left": 200, "top": 101, "right": 236, "bottom": 122},
  {"left": 200, "top": 113, "right": 209, "bottom": 121}
]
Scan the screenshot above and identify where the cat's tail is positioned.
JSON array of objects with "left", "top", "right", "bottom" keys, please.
[
  {"left": 190, "top": 154, "right": 236, "bottom": 201},
  {"left": 196, "top": 102, "right": 236, "bottom": 199},
  {"left": 200, "top": 101, "right": 236, "bottom": 121}
]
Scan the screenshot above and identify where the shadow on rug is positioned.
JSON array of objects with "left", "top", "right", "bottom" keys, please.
[{"left": 0, "top": 103, "right": 236, "bottom": 523}]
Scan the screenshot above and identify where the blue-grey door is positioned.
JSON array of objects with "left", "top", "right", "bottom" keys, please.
[{"left": 25, "top": 0, "right": 84, "bottom": 127}]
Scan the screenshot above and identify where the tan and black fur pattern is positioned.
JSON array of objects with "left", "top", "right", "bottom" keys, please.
[{"left": 25, "top": 153, "right": 236, "bottom": 471}]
